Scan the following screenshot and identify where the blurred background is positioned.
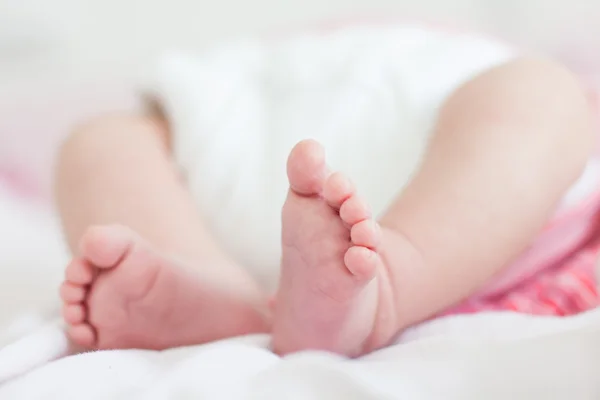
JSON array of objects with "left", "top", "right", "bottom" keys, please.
[
  {"left": 0, "top": 1, "right": 597, "bottom": 82},
  {"left": 0, "top": 0, "right": 598, "bottom": 197}
]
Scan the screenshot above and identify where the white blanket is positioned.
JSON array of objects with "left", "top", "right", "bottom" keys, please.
[
  {"left": 1, "top": 179, "right": 600, "bottom": 399},
  {"left": 2, "top": 24, "right": 600, "bottom": 398}
]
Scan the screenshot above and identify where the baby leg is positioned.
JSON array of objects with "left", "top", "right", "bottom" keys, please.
[
  {"left": 272, "top": 58, "right": 594, "bottom": 356},
  {"left": 57, "top": 113, "right": 270, "bottom": 349},
  {"left": 379, "top": 57, "right": 594, "bottom": 326}
]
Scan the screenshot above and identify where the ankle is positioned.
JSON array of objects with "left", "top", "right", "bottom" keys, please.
[{"left": 377, "top": 226, "right": 429, "bottom": 330}]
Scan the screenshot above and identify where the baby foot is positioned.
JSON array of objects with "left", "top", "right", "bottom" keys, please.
[
  {"left": 272, "top": 140, "right": 398, "bottom": 357},
  {"left": 60, "top": 225, "right": 269, "bottom": 350}
]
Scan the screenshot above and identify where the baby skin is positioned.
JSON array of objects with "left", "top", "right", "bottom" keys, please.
[{"left": 58, "top": 58, "right": 594, "bottom": 356}]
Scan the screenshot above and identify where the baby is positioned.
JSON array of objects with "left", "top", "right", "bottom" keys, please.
[{"left": 57, "top": 26, "right": 597, "bottom": 357}]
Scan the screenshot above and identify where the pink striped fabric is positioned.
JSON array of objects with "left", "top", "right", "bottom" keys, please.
[
  {"left": 448, "top": 236, "right": 599, "bottom": 316},
  {"left": 447, "top": 162, "right": 600, "bottom": 317}
]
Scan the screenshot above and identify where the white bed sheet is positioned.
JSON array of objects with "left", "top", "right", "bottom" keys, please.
[{"left": 0, "top": 186, "right": 599, "bottom": 399}]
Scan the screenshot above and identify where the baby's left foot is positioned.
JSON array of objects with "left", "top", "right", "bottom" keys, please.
[
  {"left": 272, "top": 140, "right": 399, "bottom": 357},
  {"left": 60, "top": 225, "right": 270, "bottom": 350}
]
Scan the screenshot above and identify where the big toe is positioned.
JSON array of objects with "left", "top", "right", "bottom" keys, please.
[
  {"left": 79, "top": 225, "right": 136, "bottom": 268},
  {"left": 287, "top": 139, "right": 328, "bottom": 195}
]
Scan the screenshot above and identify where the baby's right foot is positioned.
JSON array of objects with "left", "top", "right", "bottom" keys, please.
[
  {"left": 60, "top": 225, "right": 270, "bottom": 350},
  {"left": 272, "top": 140, "right": 401, "bottom": 357}
]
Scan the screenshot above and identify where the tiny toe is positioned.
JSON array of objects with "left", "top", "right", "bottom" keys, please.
[
  {"left": 65, "top": 258, "right": 96, "bottom": 285},
  {"left": 339, "top": 195, "right": 371, "bottom": 225},
  {"left": 350, "top": 220, "right": 381, "bottom": 249},
  {"left": 68, "top": 324, "right": 96, "bottom": 347},
  {"left": 324, "top": 172, "right": 354, "bottom": 209},
  {"left": 60, "top": 282, "right": 87, "bottom": 303},
  {"left": 344, "top": 246, "right": 379, "bottom": 280},
  {"left": 287, "top": 139, "right": 328, "bottom": 195},
  {"left": 79, "top": 225, "right": 135, "bottom": 268},
  {"left": 62, "top": 304, "right": 86, "bottom": 324}
]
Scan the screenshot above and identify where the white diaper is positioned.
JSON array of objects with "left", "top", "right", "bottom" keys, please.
[{"left": 141, "top": 24, "right": 517, "bottom": 293}]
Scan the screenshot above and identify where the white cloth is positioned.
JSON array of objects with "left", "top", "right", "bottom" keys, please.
[
  {"left": 0, "top": 191, "right": 598, "bottom": 399},
  {"left": 1, "top": 187, "right": 600, "bottom": 398}
]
